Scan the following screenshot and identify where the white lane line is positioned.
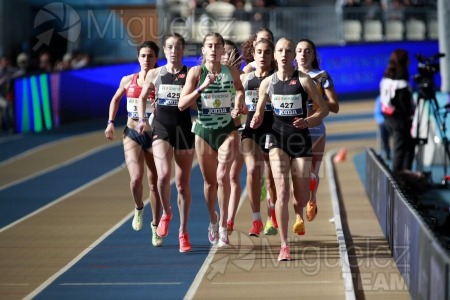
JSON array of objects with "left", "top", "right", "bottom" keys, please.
[
  {"left": 60, "top": 282, "right": 182, "bottom": 286},
  {"left": 183, "top": 186, "right": 248, "bottom": 300},
  {"left": 211, "top": 281, "right": 335, "bottom": 285},
  {"left": 23, "top": 161, "right": 199, "bottom": 300},
  {"left": 325, "top": 149, "right": 356, "bottom": 300},
  {"left": 22, "top": 202, "right": 145, "bottom": 300},
  {"left": 0, "top": 142, "right": 120, "bottom": 191}
]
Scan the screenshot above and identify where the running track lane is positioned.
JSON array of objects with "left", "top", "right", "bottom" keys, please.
[
  {"left": 0, "top": 145, "right": 123, "bottom": 228},
  {"left": 28, "top": 164, "right": 246, "bottom": 300}
]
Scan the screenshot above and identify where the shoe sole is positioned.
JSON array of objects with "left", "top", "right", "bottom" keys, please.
[
  {"left": 306, "top": 202, "right": 318, "bottom": 222},
  {"left": 278, "top": 257, "right": 291, "bottom": 261},
  {"left": 293, "top": 221, "right": 305, "bottom": 235},
  {"left": 264, "top": 227, "right": 278, "bottom": 235},
  {"left": 218, "top": 242, "right": 230, "bottom": 248}
]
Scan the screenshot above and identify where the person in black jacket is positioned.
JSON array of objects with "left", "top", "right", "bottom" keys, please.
[{"left": 379, "top": 49, "right": 415, "bottom": 174}]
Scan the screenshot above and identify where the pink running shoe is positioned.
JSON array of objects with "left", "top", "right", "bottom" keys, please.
[
  {"left": 157, "top": 213, "right": 172, "bottom": 237},
  {"left": 278, "top": 245, "right": 291, "bottom": 261}
]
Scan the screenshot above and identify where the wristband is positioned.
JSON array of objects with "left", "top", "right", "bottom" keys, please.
[
  {"left": 139, "top": 118, "right": 147, "bottom": 123},
  {"left": 107, "top": 120, "right": 114, "bottom": 125},
  {"left": 196, "top": 87, "right": 202, "bottom": 94}
]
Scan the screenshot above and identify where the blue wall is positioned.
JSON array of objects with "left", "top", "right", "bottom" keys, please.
[{"left": 14, "top": 41, "right": 442, "bottom": 132}]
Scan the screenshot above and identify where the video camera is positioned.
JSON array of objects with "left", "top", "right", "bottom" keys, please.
[{"left": 413, "top": 53, "right": 445, "bottom": 98}]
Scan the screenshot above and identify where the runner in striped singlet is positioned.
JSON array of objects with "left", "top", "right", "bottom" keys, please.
[{"left": 179, "top": 32, "right": 245, "bottom": 249}]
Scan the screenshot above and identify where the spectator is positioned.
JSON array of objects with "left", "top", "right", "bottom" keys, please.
[
  {"left": 0, "top": 55, "right": 17, "bottom": 134},
  {"left": 38, "top": 51, "right": 53, "bottom": 73},
  {"left": 12, "top": 52, "right": 30, "bottom": 78},
  {"left": 379, "top": 49, "right": 415, "bottom": 174},
  {"left": 54, "top": 52, "right": 73, "bottom": 71},
  {"left": 71, "top": 51, "right": 91, "bottom": 69}
]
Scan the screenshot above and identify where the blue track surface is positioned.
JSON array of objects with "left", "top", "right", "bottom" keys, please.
[
  {"left": 0, "top": 145, "right": 124, "bottom": 227},
  {"left": 34, "top": 165, "right": 220, "bottom": 300}
]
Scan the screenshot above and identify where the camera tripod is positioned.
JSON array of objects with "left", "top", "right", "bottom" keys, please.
[{"left": 414, "top": 89, "right": 450, "bottom": 187}]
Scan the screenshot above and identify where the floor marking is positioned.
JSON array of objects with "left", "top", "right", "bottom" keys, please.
[
  {"left": 23, "top": 161, "right": 199, "bottom": 300},
  {"left": 211, "top": 281, "right": 335, "bottom": 285},
  {"left": 326, "top": 149, "right": 356, "bottom": 300},
  {"left": 0, "top": 166, "right": 123, "bottom": 233},
  {"left": 0, "top": 131, "right": 102, "bottom": 167},
  {"left": 0, "top": 142, "right": 120, "bottom": 191},
  {"left": 183, "top": 186, "right": 248, "bottom": 300},
  {"left": 59, "top": 282, "right": 182, "bottom": 286}
]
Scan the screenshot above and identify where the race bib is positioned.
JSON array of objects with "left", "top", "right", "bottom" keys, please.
[
  {"left": 272, "top": 94, "right": 303, "bottom": 116},
  {"left": 201, "top": 92, "right": 232, "bottom": 115},
  {"left": 127, "top": 97, "right": 153, "bottom": 118},
  {"left": 157, "top": 84, "right": 182, "bottom": 106},
  {"left": 245, "top": 90, "right": 271, "bottom": 111}
]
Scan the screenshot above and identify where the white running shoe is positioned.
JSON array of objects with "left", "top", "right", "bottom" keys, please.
[
  {"left": 208, "top": 212, "right": 219, "bottom": 245},
  {"left": 151, "top": 224, "right": 162, "bottom": 247},
  {"left": 218, "top": 226, "right": 230, "bottom": 248},
  {"left": 132, "top": 208, "right": 144, "bottom": 231}
]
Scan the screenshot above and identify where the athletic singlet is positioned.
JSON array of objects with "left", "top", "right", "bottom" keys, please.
[
  {"left": 152, "top": 65, "right": 195, "bottom": 149},
  {"left": 242, "top": 71, "right": 274, "bottom": 150},
  {"left": 244, "top": 71, "right": 273, "bottom": 121},
  {"left": 267, "top": 70, "right": 312, "bottom": 158},
  {"left": 196, "top": 64, "right": 235, "bottom": 129},
  {"left": 154, "top": 65, "right": 190, "bottom": 125},
  {"left": 268, "top": 70, "right": 309, "bottom": 135},
  {"left": 126, "top": 73, "right": 153, "bottom": 119},
  {"left": 306, "top": 69, "right": 334, "bottom": 111},
  {"left": 192, "top": 64, "right": 236, "bottom": 151}
]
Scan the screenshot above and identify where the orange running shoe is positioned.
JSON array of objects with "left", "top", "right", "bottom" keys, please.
[
  {"left": 248, "top": 220, "right": 264, "bottom": 237},
  {"left": 226, "top": 220, "right": 234, "bottom": 235},
  {"left": 293, "top": 216, "right": 305, "bottom": 236},
  {"left": 306, "top": 200, "right": 318, "bottom": 222},
  {"left": 157, "top": 213, "right": 172, "bottom": 237},
  {"left": 179, "top": 232, "right": 192, "bottom": 253}
]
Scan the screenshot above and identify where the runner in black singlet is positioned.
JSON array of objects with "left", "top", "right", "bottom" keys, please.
[
  {"left": 236, "top": 38, "right": 278, "bottom": 237},
  {"left": 136, "top": 33, "right": 195, "bottom": 253},
  {"left": 250, "top": 38, "right": 329, "bottom": 261}
]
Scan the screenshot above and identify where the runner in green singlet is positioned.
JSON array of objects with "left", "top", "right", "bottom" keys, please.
[{"left": 178, "top": 32, "right": 245, "bottom": 248}]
